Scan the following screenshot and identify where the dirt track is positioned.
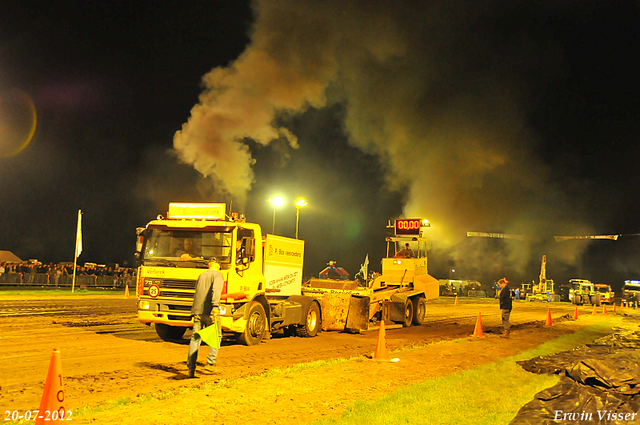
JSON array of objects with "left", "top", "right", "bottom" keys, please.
[{"left": 0, "top": 293, "right": 632, "bottom": 424}]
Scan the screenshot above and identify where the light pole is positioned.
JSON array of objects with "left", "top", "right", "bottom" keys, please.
[
  {"left": 295, "top": 199, "right": 308, "bottom": 239},
  {"left": 268, "top": 196, "right": 284, "bottom": 234}
]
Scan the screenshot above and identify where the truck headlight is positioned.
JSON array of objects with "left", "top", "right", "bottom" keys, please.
[{"left": 139, "top": 300, "right": 150, "bottom": 310}]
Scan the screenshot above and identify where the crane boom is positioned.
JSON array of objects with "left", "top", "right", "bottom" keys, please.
[{"left": 539, "top": 255, "right": 547, "bottom": 284}]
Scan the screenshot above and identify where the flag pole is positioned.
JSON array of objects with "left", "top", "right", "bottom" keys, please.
[
  {"left": 72, "top": 210, "right": 82, "bottom": 293},
  {"left": 72, "top": 251, "right": 78, "bottom": 293}
]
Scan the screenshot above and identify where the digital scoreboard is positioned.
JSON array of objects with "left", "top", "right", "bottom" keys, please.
[
  {"left": 394, "top": 218, "right": 423, "bottom": 236},
  {"left": 167, "top": 202, "right": 226, "bottom": 220}
]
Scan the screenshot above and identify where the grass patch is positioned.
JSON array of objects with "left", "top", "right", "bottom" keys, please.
[
  {"left": 313, "top": 317, "right": 622, "bottom": 425},
  {"left": 511, "top": 318, "right": 622, "bottom": 361}
]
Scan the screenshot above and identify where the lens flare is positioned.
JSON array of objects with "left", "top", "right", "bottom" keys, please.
[{"left": 0, "top": 88, "right": 37, "bottom": 158}]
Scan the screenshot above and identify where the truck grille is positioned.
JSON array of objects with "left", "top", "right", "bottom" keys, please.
[
  {"left": 169, "top": 304, "right": 192, "bottom": 311},
  {"left": 159, "top": 290, "right": 194, "bottom": 299},
  {"left": 161, "top": 279, "right": 196, "bottom": 290}
]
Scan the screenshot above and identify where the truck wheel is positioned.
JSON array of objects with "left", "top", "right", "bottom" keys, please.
[
  {"left": 297, "top": 302, "right": 321, "bottom": 337},
  {"left": 402, "top": 299, "right": 414, "bottom": 327},
  {"left": 412, "top": 297, "right": 426, "bottom": 325},
  {"left": 155, "top": 324, "right": 186, "bottom": 341},
  {"left": 237, "top": 301, "right": 267, "bottom": 346},
  {"left": 594, "top": 293, "right": 601, "bottom": 307}
]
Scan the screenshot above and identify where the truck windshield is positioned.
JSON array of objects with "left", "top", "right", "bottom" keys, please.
[
  {"left": 596, "top": 286, "right": 609, "bottom": 293},
  {"left": 142, "top": 227, "right": 233, "bottom": 264},
  {"left": 623, "top": 283, "right": 640, "bottom": 292}
]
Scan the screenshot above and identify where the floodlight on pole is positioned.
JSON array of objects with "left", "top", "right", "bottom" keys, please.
[
  {"left": 295, "top": 199, "right": 308, "bottom": 239},
  {"left": 268, "top": 196, "right": 284, "bottom": 234}
]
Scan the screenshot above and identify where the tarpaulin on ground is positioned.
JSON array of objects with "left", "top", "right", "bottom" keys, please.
[{"left": 510, "top": 329, "right": 640, "bottom": 424}]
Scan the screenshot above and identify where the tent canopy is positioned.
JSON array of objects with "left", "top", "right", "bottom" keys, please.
[{"left": 0, "top": 251, "right": 23, "bottom": 263}]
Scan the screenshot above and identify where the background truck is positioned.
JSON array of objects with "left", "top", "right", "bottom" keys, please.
[
  {"left": 622, "top": 280, "right": 640, "bottom": 308},
  {"left": 568, "top": 278, "right": 601, "bottom": 306},
  {"left": 135, "top": 202, "right": 321, "bottom": 345},
  {"left": 301, "top": 218, "right": 439, "bottom": 331},
  {"left": 594, "top": 283, "right": 614, "bottom": 304}
]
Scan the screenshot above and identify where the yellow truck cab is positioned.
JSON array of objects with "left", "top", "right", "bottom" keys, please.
[
  {"left": 594, "top": 283, "right": 614, "bottom": 305},
  {"left": 136, "top": 202, "right": 320, "bottom": 345}
]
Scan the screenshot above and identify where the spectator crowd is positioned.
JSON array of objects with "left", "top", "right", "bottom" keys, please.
[{"left": 0, "top": 261, "right": 136, "bottom": 288}]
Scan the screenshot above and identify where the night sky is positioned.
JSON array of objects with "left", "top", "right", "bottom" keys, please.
[{"left": 2, "top": 1, "right": 640, "bottom": 291}]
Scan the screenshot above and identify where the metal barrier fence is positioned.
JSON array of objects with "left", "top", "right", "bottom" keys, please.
[{"left": 0, "top": 272, "right": 136, "bottom": 289}]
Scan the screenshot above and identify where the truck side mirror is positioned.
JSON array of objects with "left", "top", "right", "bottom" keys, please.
[
  {"left": 133, "top": 252, "right": 142, "bottom": 268},
  {"left": 245, "top": 237, "right": 255, "bottom": 260},
  {"left": 135, "top": 228, "right": 146, "bottom": 254}
]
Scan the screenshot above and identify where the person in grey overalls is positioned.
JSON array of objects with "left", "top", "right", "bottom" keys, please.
[{"left": 187, "top": 261, "right": 224, "bottom": 378}]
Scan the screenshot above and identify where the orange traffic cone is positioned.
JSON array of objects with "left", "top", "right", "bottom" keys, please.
[
  {"left": 545, "top": 308, "right": 553, "bottom": 326},
  {"left": 472, "top": 312, "right": 484, "bottom": 337},
  {"left": 124, "top": 284, "right": 130, "bottom": 299},
  {"left": 374, "top": 321, "right": 389, "bottom": 360},
  {"left": 574, "top": 306, "right": 579, "bottom": 320},
  {"left": 36, "top": 349, "right": 66, "bottom": 425},
  {"left": 613, "top": 302, "right": 617, "bottom": 312},
  {"left": 592, "top": 304, "right": 597, "bottom": 315},
  {"left": 603, "top": 304, "right": 608, "bottom": 314},
  {"left": 454, "top": 296, "right": 458, "bottom": 306}
]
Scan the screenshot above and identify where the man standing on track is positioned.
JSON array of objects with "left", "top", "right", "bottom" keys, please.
[
  {"left": 498, "top": 277, "right": 512, "bottom": 338},
  {"left": 187, "top": 260, "right": 224, "bottom": 378}
]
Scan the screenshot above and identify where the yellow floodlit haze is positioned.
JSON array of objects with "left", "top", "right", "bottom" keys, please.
[
  {"left": 173, "top": 1, "right": 594, "bottom": 268},
  {"left": 0, "top": 88, "right": 37, "bottom": 158}
]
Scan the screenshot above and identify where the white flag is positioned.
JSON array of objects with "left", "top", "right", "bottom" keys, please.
[
  {"left": 75, "top": 210, "right": 83, "bottom": 258},
  {"left": 362, "top": 254, "right": 369, "bottom": 280}
]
